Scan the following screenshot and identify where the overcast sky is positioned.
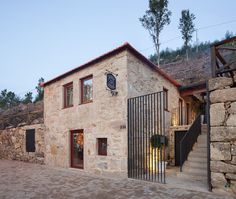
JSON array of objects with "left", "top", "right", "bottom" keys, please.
[{"left": 0, "top": 0, "right": 236, "bottom": 97}]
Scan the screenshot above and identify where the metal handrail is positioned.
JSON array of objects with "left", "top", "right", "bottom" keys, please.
[{"left": 180, "top": 113, "right": 202, "bottom": 172}]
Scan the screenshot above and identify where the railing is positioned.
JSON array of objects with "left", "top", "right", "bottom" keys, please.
[
  {"left": 211, "top": 36, "right": 236, "bottom": 79},
  {"left": 180, "top": 113, "right": 202, "bottom": 172}
]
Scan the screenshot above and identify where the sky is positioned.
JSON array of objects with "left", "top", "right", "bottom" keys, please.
[{"left": 0, "top": 0, "right": 236, "bottom": 97}]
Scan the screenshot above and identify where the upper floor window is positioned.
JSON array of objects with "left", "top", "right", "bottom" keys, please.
[
  {"left": 64, "top": 82, "right": 73, "bottom": 108},
  {"left": 81, "top": 75, "right": 93, "bottom": 104},
  {"left": 163, "top": 88, "right": 168, "bottom": 111}
]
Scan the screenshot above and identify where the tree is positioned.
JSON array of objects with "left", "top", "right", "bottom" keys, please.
[
  {"left": 140, "top": 0, "right": 171, "bottom": 66},
  {"left": 34, "top": 77, "right": 44, "bottom": 102},
  {"left": 225, "top": 31, "right": 234, "bottom": 39},
  {"left": 0, "top": 89, "right": 21, "bottom": 109},
  {"left": 179, "top": 9, "right": 196, "bottom": 60},
  {"left": 22, "top": 92, "right": 33, "bottom": 104}
]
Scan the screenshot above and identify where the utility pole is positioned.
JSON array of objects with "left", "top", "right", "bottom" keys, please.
[
  {"left": 196, "top": 29, "right": 199, "bottom": 53},
  {"left": 157, "top": 43, "right": 160, "bottom": 67}
]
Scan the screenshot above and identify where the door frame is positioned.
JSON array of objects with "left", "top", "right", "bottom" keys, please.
[
  {"left": 70, "top": 129, "right": 84, "bottom": 169},
  {"left": 174, "top": 130, "right": 187, "bottom": 166}
]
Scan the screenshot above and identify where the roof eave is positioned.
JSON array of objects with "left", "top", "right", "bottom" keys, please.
[{"left": 42, "top": 43, "right": 181, "bottom": 88}]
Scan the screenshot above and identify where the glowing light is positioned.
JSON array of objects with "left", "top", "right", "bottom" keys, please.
[{"left": 171, "top": 112, "right": 178, "bottom": 126}]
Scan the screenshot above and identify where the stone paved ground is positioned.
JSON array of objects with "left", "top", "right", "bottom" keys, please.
[{"left": 0, "top": 160, "right": 233, "bottom": 199}]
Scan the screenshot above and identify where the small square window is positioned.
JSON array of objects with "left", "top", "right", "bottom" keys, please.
[
  {"left": 64, "top": 82, "right": 73, "bottom": 108},
  {"left": 81, "top": 75, "right": 93, "bottom": 104},
  {"left": 97, "top": 138, "right": 107, "bottom": 156}
]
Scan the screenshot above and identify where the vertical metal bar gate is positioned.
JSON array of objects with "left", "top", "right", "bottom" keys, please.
[{"left": 128, "top": 91, "right": 166, "bottom": 183}]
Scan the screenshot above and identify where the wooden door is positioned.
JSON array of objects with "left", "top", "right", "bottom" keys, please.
[
  {"left": 71, "top": 130, "right": 84, "bottom": 169},
  {"left": 175, "top": 131, "right": 187, "bottom": 166}
]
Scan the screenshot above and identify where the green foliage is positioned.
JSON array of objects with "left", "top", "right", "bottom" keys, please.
[
  {"left": 150, "top": 41, "right": 211, "bottom": 64},
  {"left": 34, "top": 77, "right": 44, "bottom": 103},
  {"left": 140, "top": 0, "right": 171, "bottom": 64},
  {"left": 225, "top": 31, "right": 234, "bottom": 39},
  {"left": 0, "top": 89, "right": 21, "bottom": 109},
  {"left": 179, "top": 10, "right": 196, "bottom": 48},
  {"left": 150, "top": 134, "right": 168, "bottom": 148},
  {"left": 22, "top": 92, "right": 33, "bottom": 104},
  {"left": 149, "top": 30, "right": 235, "bottom": 65},
  {"left": 0, "top": 77, "right": 45, "bottom": 110},
  {"left": 179, "top": 10, "right": 196, "bottom": 60}
]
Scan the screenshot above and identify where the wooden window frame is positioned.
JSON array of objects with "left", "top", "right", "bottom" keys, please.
[
  {"left": 163, "top": 87, "right": 168, "bottom": 111},
  {"left": 186, "top": 103, "right": 191, "bottom": 125},
  {"left": 97, "top": 138, "right": 107, "bottom": 156},
  {"left": 80, "top": 75, "right": 93, "bottom": 104},
  {"left": 63, "top": 82, "right": 73, "bottom": 108},
  {"left": 179, "top": 98, "right": 183, "bottom": 125}
]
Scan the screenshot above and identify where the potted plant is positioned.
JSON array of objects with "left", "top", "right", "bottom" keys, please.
[{"left": 150, "top": 134, "right": 168, "bottom": 172}]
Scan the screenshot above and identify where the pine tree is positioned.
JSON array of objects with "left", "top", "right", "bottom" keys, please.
[
  {"left": 23, "top": 92, "right": 33, "bottom": 104},
  {"left": 140, "top": 0, "right": 171, "bottom": 66},
  {"left": 34, "top": 78, "right": 44, "bottom": 102},
  {"left": 179, "top": 10, "right": 196, "bottom": 60}
]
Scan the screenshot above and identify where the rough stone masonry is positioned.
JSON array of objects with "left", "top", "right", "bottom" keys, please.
[
  {"left": 0, "top": 124, "right": 45, "bottom": 164},
  {"left": 209, "top": 77, "right": 236, "bottom": 196}
]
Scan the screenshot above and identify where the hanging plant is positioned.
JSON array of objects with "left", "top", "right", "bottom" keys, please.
[{"left": 150, "top": 134, "right": 168, "bottom": 149}]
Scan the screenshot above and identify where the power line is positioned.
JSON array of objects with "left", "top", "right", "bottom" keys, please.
[
  {"left": 197, "top": 19, "right": 236, "bottom": 31},
  {"left": 140, "top": 19, "right": 236, "bottom": 52}
]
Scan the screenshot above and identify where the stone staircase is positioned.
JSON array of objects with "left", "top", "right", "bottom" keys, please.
[{"left": 177, "top": 124, "right": 208, "bottom": 182}]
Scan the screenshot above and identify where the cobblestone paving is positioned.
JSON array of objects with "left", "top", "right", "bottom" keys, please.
[{"left": 0, "top": 160, "right": 233, "bottom": 199}]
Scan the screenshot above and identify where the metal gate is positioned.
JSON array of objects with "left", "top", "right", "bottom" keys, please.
[{"left": 128, "top": 91, "right": 166, "bottom": 183}]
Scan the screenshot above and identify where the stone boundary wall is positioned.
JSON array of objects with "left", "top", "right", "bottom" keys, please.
[
  {"left": 209, "top": 77, "right": 236, "bottom": 196},
  {"left": 0, "top": 123, "right": 45, "bottom": 164}
]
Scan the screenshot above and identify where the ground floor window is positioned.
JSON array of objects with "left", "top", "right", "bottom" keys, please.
[
  {"left": 26, "top": 129, "right": 35, "bottom": 152},
  {"left": 97, "top": 138, "right": 107, "bottom": 156}
]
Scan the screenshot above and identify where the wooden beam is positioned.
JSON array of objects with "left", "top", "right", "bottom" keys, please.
[
  {"left": 216, "top": 46, "right": 236, "bottom": 51},
  {"left": 211, "top": 46, "right": 217, "bottom": 77},
  {"left": 216, "top": 50, "right": 226, "bottom": 65},
  {"left": 213, "top": 36, "right": 236, "bottom": 47},
  {"left": 216, "top": 67, "right": 236, "bottom": 75}
]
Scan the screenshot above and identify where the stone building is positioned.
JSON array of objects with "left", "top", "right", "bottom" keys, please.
[{"left": 42, "top": 43, "right": 202, "bottom": 177}]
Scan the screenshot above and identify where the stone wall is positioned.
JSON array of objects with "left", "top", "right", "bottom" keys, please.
[
  {"left": 127, "top": 51, "right": 183, "bottom": 138},
  {"left": 209, "top": 77, "right": 236, "bottom": 196},
  {"left": 0, "top": 124, "right": 45, "bottom": 164},
  {"left": 43, "top": 48, "right": 182, "bottom": 177},
  {"left": 44, "top": 50, "right": 128, "bottom": 176}
]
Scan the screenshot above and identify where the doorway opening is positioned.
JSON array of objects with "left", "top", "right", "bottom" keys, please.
[{"left": 71, "top": 129, "right": 84, "bottom": 169}]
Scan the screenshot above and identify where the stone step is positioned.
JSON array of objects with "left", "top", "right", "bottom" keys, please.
[
  {"left": 176, "top": 172, "right": 208, "bottom": 181},
  {"left": 195, "top": 143, "right": 207, "bottom": 148},
  {"left": 196, "top": 140, "right": 207, "bottom": 146},
  {"left": 184, "top": 161, "right": 207, "bottom": 170},
  {"left": 189, "top": 151, "right": 207, "bottom": 158},
  {"left": 188, "top": 156, "right": 207, "bottom": 163},
  {"left": 183, "top": 167, "right": 207, "bottom": 176},
  {"left": 201, "top": 125, "right": 208, "bottom": 134},
  {"left": 193, "top": 147, "right": 207, "bottom": 153},
  {"left": 198, "top": 134, "right": 207, "bottom": 138},
  {"left": 197, "top": 135, "right": 207, "bottom": 141}
]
